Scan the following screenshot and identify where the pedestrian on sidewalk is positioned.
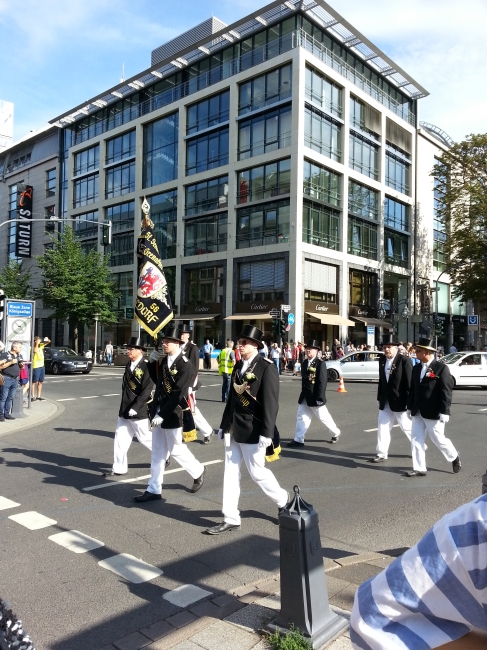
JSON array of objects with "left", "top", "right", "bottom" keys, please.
[
  {"left": 369, "top": 333, "right": 412, "bottom": 464},
  {"left": 102, "top": 337, "right": 153, "bottom": 477},
  {"left": 104, "top": 341, "right": 114, "bottom": 366},
  {"left": 32, "top": 336, "right": 50, "bottom": 401},
  {"left": 206, "top": 325, "right": 288, "bottom": 535},
  {"left": 288, "top": 339, "right": 341, "bottom": 448},
  {"left": 0, "top": 341, "right": 25, "bottom": 421},
  {"left": 270, "top": 342, "right": 281, "bottom": 374},
  {"left": 218, "top": 339, "right": 235, "bottom": 403},
  {"left": 202, "top": 339, "right": 213, "bottom": 370},
  {"left": 134, "top": 324, "right": 205, "bottom": 503},
  {"left": 405, "top": 337, "right": 461, "bottom": 477}
]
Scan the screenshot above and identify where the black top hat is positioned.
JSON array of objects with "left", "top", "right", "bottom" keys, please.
[
  {"left": 305, "top": 340, "right": 321, "bottom": 350},
  {"left": 415, "top": 337, "right": 436, "bottom": 352},
  {"left": 238, "top": 325, "right": 264, "bottom": 350},
  {"left": 127, "top": 336, "right": 147, "bottom": 351},
  {"left": 162, "top": 323, "right": 182, "bottom": 343},
  {"left": 381, "top": 334, "right": 400, "bottom": 346},
  {"left": 179, "top": 324, "right": 193, "bottom": 335}
]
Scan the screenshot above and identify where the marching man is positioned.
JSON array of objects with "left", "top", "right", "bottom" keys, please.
[
  {"left": 287, "top": 340, "right": 341, "bottom": 448},
  {"left": 103, "top": 337, "right": 153, "bottom": 477},
  {"left": 406, "top": 337, "right": 461, "bottom": 477},
  {"left": 134, "top": 324, "right": 206, "bottom": 502},
  {"left": 206, "top": 325, "right": 288, "bottom": 535},
  {"left": 370, "top": 333, "right": 412, "bottom": 463}
]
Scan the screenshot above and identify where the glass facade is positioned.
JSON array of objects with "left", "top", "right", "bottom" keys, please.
[
  {"left": 184, "top": 213, "right": 227, "bottom": 256},
  {"left": 385, "top": 150, "right": 410, "bottom": 195},
  {"left": 305, "top": 66, "right": 342, "bottom": 118},
  {"left": 384, "top": 197, "right": 409, "bottom": 231},
  {"left": 238, "top": 105, "right": 291, "bottom": 160},
  {"left": 106, "top": 200, "right": 134, "bottom": 233},
  {"left": 348, "top": 180, "right": 379, "bottom": 220},
  {"left": 185, "top": 266, "right": 223, "bottom": 305},
  {"left": 349, "top": 133, "right": 379, "bottom": 180},
  {"left": 186, "top": 175, "right": 228, "bottom": 215},
  {"left": 149, "top": 190, "right": 177, "bottom": 259},
  {"left": 303, "top": 160, "right": 340, "bottom": 206},
  {"left": 385, "top": 228, "right": 408, "bottom": 267},
  {"left": 73, "top": 173, "right": 99, "bottom": 208},
  {"left": 105, "top": 160, "right": 135, "bottom": 199},
  {"left": 143, "top": 112, "right": 179, "bottom": 187},
  {"left": 107, "top": 232, "right": 135, "bottom": 267},
  {"left": 46, "top": 168, "right": 56, "bottom": 197},
  {"left": 348, "top": 216, "right": 378, "bottom": 259},
  {"left": 349, "top": 269, "right": 377, "bottom": 307},
  {"left": 304, "top": 105, "right": 341, "bottom": 162},
  {"left": 350, "top": 96, "right": 381, "bottom": 137},
  {"left": 187, "top": 91, "right": 230, "bottom": 134},
  {"left": 433, "top": 159, "right": 447, "bottom": 271},
  {"left": 236, "top": 199, "right": 290, "bottom": 248},
  {"left": 106, "top": 130, "right": 136, "bottom": 165},
  {"left": 237, "top": 159, "right": 290, "bottom": 204},
  {"left": 302, "top": 200, "right": 340, "bottom": 251},
  {"left": 74, "top": 145, "right": 99, "bottom": 176},
  {"left": 74, "top": 210, "right": 98, "bottom": 239},
  {"left": 239, "top": 64, "right": 292, "bottom": 115},
  {"left": 186, "top": 127, "right": 229, "bottom": 175}
]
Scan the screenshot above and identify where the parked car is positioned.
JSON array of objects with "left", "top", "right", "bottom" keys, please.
[
  {"left": 325, "top": 351, "right": 384, "bottom": 381},
  {"left": 44, "top": 347, "right": 93, "bottom": 375},
  {"left": 440, "top": 351, "right": 487, "bottom": 387}
]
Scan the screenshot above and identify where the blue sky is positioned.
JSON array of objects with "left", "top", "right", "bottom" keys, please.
[{"left": 0, "top": 0, "right": 485, "bottom": 144}]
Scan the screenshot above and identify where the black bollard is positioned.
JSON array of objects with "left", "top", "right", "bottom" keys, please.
[{"left": 266, "top": 486, "right": 349, "bottom": 648}]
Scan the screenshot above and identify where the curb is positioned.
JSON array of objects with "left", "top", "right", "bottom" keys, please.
[{"left": 0, "top": 399, "right": 64, "bottom": 437}]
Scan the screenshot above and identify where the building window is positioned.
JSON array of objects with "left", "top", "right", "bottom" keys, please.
[
  {"left": 236, "top": 199, "right": 290, "bottom": 249},
  {"left": 112, "top": 271, "right": 134, "bottom": 309},
  {"left": 187, "top": 91, "right": 230, "bottom": 135},
  {"left": 46, "top": 169, "right": 56, "bottom": 197},
  {"left": 385, "top": 150, "right": 410, "bottom": 195},
  {"left": 186, "top": 127, "right": 229, "bottom": 175},
  {"left": 74, "top": 210, "right": 98, "bottom": 239},
  {"left": 348, "top": 180, "right": 379, "bottom": 220},
  {"left": 349, "top": 270, "right": 377, "bottom": 307},
  {"left": 239, "top": 64, "right": 292, "bottom": 115},
  {"left": 80, "top": 239, "right": 97, "bottom": 256},
  {"left": 186, "top": 175, "right": 228, "bottom": 215},
  {"left": 185, "top": 266, "right": 223, "bottom": 305},
  {"left": 5, "top": 153, "right": 31, "bottom": 174},
  {"left": 237, "top": 159, "right": 290, "bottom": 204},
  {"left": 348, "top": 216, "right": 378, "bottom": 259},
  {"left": 304, "top": 260, "right": 337, "bottom": 302},
  {"left": 349, "top": 133, "right": 379, "bottom": 180},
  {"left": 149, "top": 190, "right": 177, "bottom": 259},
  {"left": 350, "top": 96, "right": 381, "bottom": 137},
  {"left": 143, "top": 112, "right": 179, "bottom": 187},
  {"left": 303, "top": 159, "right": 340, "bottom": 206},
  {"left": 433, "top": 163, "right": 447, "bottom": 271},
  {"left": 105, "top": 160, "right": 135, "bottom": 198},
  {"left": 238, "top": 259, "right": 285, "bottom": 302},
  {"left": 74, "top": 145, "right": 99, "bottom": 176},
  {"left": 238, "top": 106, "right": 291, "bottom": 160},
  {"left": 106, "top": 130, "right": 136, "bottom": 165},
  {"left": 106, "top": 200, "right": 134, "bottom": 233},
  {"left": 107, "top": 232, "right": 134, "bottom": 267},
  {"left": 73, "top": 173, "right": 99, "bottom": 208},
  {"left": 304, "top": 105, "right": 341, "bottom": 162},
  {"left": 184, "top": 213, "right": 227, "bottom": 256},
  {"left": 7, "top": 184, "right": 19, "bottom": 259},
  {"left": 302, "top": 200, "right": 340, "bottom": 251},
  {"left": 305, "top": 66, "right": 342, "bottom": 118},
  {"left": 384, "top": 197, "right": 410, "bottom": 231},
  {"left": 45, "top": 206, "right": 57, "bottom": 233},
  {"left": 384, "top": 229, "right": 408, "bottom": 267}
]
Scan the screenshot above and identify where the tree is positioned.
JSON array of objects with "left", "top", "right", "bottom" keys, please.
[
  {"left": 36, "top": 227, "right": 120, "bottom": 351},
  {"left": 0, "top": 259, "right": 32, "bottom": 299},
  {"left": 432, "top": 133, "right": 487, "bottom": 302}
]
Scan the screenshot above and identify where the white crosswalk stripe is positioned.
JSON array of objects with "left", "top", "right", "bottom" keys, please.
[
  {"left": 98, "top": 554, "right": 163, "bottom": 584},
  {"left": 9, "top": 511, "right": 57, "bottom": 530},
  {"left": 48, "top": 530, "right": 104, "bottom": 553},
  {"left": 0, "top": 496, "right": 20, "bottom": 510}
]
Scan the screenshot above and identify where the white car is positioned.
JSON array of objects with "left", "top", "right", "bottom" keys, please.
[
  {"left": 325, "top": 351, "right": 384, "bottom": 381},
  {"left": 441, "top": 351, "right": 487, "bottom": 388}
]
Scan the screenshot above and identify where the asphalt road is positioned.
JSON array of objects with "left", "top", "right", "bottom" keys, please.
[{"left": 0, "top": 367, "right": 485, "bottom": 649}]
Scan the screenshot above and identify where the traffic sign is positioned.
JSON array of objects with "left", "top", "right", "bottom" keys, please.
[
  {"left": 7, "top": 301, "right": 33, "bottom": 318},
  {"left": 287, "top": 313, "right": 295, "bottom": 325},
  {"left": 468, "top": 315, "right": 479, "bottom": 326},
  {"left": 281, "top": 304, "right": 291, "bottom": 312},
  {"left": 269, "top": 309, "right": 281, "bottom": 318}
]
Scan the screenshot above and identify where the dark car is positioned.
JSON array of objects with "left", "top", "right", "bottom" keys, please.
[{"left": 44, "top": 347, "right": 93, "bottom": 375}]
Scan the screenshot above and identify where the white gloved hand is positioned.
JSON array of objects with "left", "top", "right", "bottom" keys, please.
[
  {"left": 406, "top": 410, "right": 412, "bottom": 420},
  {"left": 258, "top": 436, "right": 273, "bottom": 449},
  {"left": 149, "top": 349, "right": 160, "bottom": 362},
  {"left": 151, "top": 415, "right": 163, "bottom": 427},
  {"left": 439, "top": 413, "right": 450, "bottom": 423},
  {"left": 217, "top": 428, "right": 223, "bottom": 440},
  {"left": 128, "top": 409, "right": 137, "bottom": 417},
  {"left": 316, "top": 400, "right": 324, "bottom": 406}
]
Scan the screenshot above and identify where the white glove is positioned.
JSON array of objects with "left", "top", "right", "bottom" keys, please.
[
  {"left": 258, "top": 436, "right": 273, "bottom": 449},
  {"left": 149, "top": 349, "right": 160, "bottom": 362},
  {"left": 439, "top": 414, "right": 450, "bottom": 423},
  {"left": 128, "top": 409, "right": 137, "bottom": 417},
  {"left": 217, "top": 428, "right": 223, "bottom": 440},
  {"left": 406, "top": 410, "right": 412, "bottom": 420},
  {"left": 316, "top": 400, "right": 324, "bottom": 406},
  {"left": 151, "top": 415, "right": 163, "bottom": 427}
]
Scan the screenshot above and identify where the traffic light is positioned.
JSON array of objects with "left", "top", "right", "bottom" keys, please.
[
  {"left": 435, "top": 315, "right": 444, "bottom": 336},
  {"left": 279, "top": 318, "right": 287, "bottom": 337},
  {"left": 101, "top": 220, "right": 112, "bottom": 246},
  {"left": 272, "top": 319, "right": 279, "bottom": 337},
  {"left": 0, "top": 290, "right": 4, "bottom": 321}
]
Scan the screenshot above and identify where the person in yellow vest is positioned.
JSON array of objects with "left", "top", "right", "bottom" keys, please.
[
  {"left": 32, "top": 336, "right": 51, "bottom": 401},
  {"left": 218, "top": 339, "right": 235, "bottom": 403}
]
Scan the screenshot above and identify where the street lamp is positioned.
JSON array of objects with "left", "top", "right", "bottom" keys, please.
[
  {"left": 94, "top": 313, "right": 100, "bottom": 365},
  {"left": 377, "top": 298, "right": 410, "bottom": 336}
]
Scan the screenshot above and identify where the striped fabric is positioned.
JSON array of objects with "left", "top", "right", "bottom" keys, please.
[{"left": 350, "top": 494, "right": 487, "bottom": 649}]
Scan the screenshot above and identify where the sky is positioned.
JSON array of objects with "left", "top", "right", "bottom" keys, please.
[{"left": 0, "top": 0, "right": 485, "bottom": 144}]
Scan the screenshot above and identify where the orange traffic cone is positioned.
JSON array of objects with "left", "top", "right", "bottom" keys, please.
[{"left": 337, "top": 376, "right": 347, "bottom": 393}]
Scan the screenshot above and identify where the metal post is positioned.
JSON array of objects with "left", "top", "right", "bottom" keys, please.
[{"left": 93, "top": 313, "right": 99, "bottom": 365}]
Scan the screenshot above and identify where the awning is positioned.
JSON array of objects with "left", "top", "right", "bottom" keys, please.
[
  {"left": 174, "top": 314, "right": 217, "bottom": 321},
  {"left": 305, "top": 312, "right": 355, "bottom": 327},
  {"left": 225, "top": 313, "right": 272, "bottom": 321},
  {"left": 351, "top": 316, "right": 393, "bottom": 329}
]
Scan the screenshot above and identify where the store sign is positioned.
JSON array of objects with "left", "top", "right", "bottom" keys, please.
[
  {"left": 452, "top": 315, "right": 467, "bottom": 325},
  {"left": 349, "top": 306, "right": 377, "bottom": 318},
  {"left": 236, "top": 300, "right": 282, "bottom": 313},
  {"left": 16, "top": 185, "right": 33, "bottom": 258},
  {"left": 304, "top": 301, "right": 339, "bottom": 315},
  {"left": 436, "top": 313, "right": 451, "bottom": 324},
  {"left": 182, "top": 304, "right": 221, "bottom": 316}
]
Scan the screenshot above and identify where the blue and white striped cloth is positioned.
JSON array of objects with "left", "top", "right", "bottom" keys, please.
[{"left": 350, "top": 494, "right": 487, "bottom": 649}]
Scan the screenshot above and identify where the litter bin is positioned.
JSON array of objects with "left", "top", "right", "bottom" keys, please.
[{"left": 10, "top": 386, "right": 25, "bottom": 419}]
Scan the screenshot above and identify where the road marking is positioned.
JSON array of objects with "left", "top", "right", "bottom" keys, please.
[
  {"left": 163, "top": 584, "right": 213, "bottom": 607},
  {"left": 200, "top": 383, "right": 221, "bottom": 388},
  {"left": 98, "top": 553, "right": 163, "bottom": 584},
  {"left": 51, "top": 380, "right": 63, "bottom": 383},
  {"left": 48, "top": 530, "right": 104, "bottom": 553},
  {"left": 0, "top": 496, "right": 20, "bottom": 511},
  {"left": 57, "top": 398, "right": 76, "bottom": 402},
  {"left": 364, "top": 424, "right": 400, "bottom": 432},
  {"left": 82, "top": 459, "right": 224, "bottom": 492},
  {"left": 103, "top": 393, "right": 121, "bottom": 397},
  {"left": 9, "top": 511, "right": 57, "bottom": 530},
  {"left": 479, "top": 408, "right": 487, "bottom": 412},
  {"left": 80, "top": 396, "right": 98, "bottom": 399}
]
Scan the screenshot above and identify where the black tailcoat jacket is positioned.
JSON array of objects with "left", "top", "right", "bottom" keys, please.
[
  {"left": 181, "top": 340, "right": 200, "bottom": 390},
  {"left": 119, "top": 358, "right": 153, "bottom": 420},
  {"left": 220, "top": 355, "right": 279, "bottom": 444},
  {"left": 377, "top": 353, "right": 412, "bottom": 412},
  {"left": 148, "top": 353, "right": 193, "bottom": 429},
  {"left": 407, "top": 360, "right": 453, "bottom": 420},
  {"left": 298, "top": 357, "right": 327, "bottom": 407}
]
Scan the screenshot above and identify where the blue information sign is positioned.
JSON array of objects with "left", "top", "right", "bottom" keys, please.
[
  {"left": 468, "top": 315, "right": 479, "bottom": 326},
  {"left": 6, "top": 301, "right": 33, "bottom": 318},
  {"left": 287, "top": 313, "right": 295, "bottom": 325}
]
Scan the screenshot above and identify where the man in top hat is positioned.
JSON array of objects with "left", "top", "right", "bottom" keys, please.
[
  {"left": 180, "top": 325, "right": 214, "bottom": 444},
  {"left": 288, "top": 340, "right": 341, "bottom": 447},
  {"left": 206, "top": 325, "right": 288, "bottom": 534},
  {"left": 134, "top": 323, "right": 206, "bottom": 502},
  {"left": 370, "top": 333, "right": 412, "bottom": 463},
  {"left": 405, "top": 337, "right": 461, "bottom": 477},
  {"left": 103, "top": 337, "right": 153, "bottom": 477}
]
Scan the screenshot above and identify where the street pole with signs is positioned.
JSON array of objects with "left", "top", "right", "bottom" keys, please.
[{"left": 3, "top": 299, "right": 35, "bottom": 409}]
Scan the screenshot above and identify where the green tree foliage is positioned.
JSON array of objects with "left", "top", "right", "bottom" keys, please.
[
  {"left": 36, "top": 227, "right": 119, "bottom": 350},
  {"left": 432, "top": 133, "right": 487, "bottom": 302},
  {"left": 0, "top": 259, "right": 32, "bottom": 299}
]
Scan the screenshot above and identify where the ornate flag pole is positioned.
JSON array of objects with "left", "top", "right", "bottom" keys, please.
[{"left": 134, "top": 197, "right": 174, "bottom": 338}]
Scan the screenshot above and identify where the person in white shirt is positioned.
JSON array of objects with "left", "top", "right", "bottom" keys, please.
[{"left": 270, "top": 343, "right": 281, "bottom": 374}]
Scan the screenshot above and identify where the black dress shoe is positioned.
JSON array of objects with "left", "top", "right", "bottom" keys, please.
[
  {"left": 370, "top": 456, "right": 386, "bottom": 463},
  {"left": 5, "top": 415, "right": 15, "bottom": 420},
  {"left": 102, "top": 469, "right": 124, "bottom": 477},
  {"left": 203, "top": 433, "right": 212, "bottom": 444},
  {"left": 452, "top": 455, "right": 462, "bottom": 473},
  {"left": 206, "top": 522, "right": 240, "bottom": 535},
  {"left": 405, "top": 470, "right": 427, "bottom": 477},
  {"left": 330, "top": 435, "right": 340, "bottom": 444},
  {"left": 165, "top": 457, "right": 171, "bottom": 468},
  {"left": 191, "top": 467, "right": 206, "bottom": 493},
  {"left": 286, "top": 440, "right": 304, "bottom": 448},
  {"left": 133, "top": 491, "right": 162, "bottom": 502}
]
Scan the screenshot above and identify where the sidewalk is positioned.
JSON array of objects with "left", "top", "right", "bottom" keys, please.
[
  {"left": 101, "top": 549, "right": 403, "bottom": 650},
  {"left": 0, "top": 398, "right": 62, "bottom": 437}
]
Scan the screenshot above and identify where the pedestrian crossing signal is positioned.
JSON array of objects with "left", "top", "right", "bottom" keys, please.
[
  {"left": 272, "top": 319, "right": 279, "bottom": 337},
  {"left": 279, "top": 319, "right": 287, "bottom": 337}
]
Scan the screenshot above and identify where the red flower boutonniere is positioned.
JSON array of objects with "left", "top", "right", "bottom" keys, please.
[{"left": 426, "top": 371, "right": 438, "bottom": 379}]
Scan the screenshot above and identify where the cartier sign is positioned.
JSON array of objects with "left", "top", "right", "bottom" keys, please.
[
  {"left": 236, "top": 300, "right": 282, "bottom": 313},
  {"left": 304, "top": 300, "right": 339, "bottom": 315},
  {"left": 349, "top": 305, "right": 377, "bottom": 318}
]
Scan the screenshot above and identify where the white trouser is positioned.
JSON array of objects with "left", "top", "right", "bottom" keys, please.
[
  {"left": 222, "top": 438, "right": 288, "bottom": 525},
  {"left": 147, "top": 427, "right": 204, "bottom": 495},
  {"left": 293, "top": 401, "right": 340, "bottom": 443},
  {"left": 113, "top": 417, "right": 152, "bottom": 474},
  {"left": 189, "top": 388, "right": 213, "bottom": 437},
  {"left": 376, "top": 404, "right": 412, "bottom": 459},
  {"left": 411, "top": 415, "right": 458, "bottom": 472}
]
